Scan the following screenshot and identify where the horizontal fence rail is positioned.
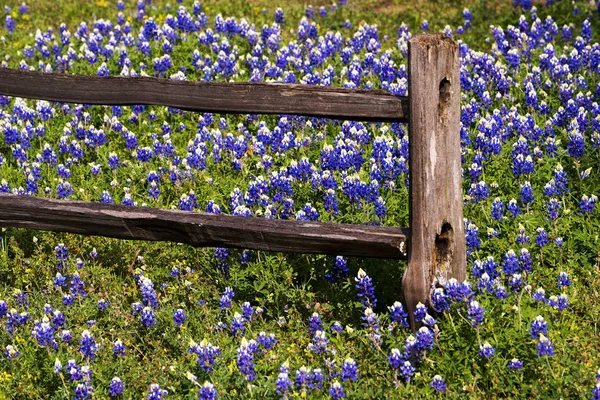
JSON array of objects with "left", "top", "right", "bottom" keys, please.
[
  {"left": 0, "top": 194, "right": 409, "bottom": 259},
  {"left": 0, "top": 68, "right": 409, "bottom": 122}
]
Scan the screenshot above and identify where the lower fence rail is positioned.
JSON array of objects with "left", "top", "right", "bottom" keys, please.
[{"left": 0, "top": 193, "right": 408, "bottom": 260}]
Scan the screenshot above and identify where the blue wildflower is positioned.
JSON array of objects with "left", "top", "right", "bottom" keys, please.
[
  {"left": 536, "top": 334, "right": 555, "bottom": 357},
  {"left": 430, "top": 375, "right": 447, "bottom": 392},
  {"left": 199, "top": 381, "right": 218, "bottom": 400},
  {"left": 328, "top": 381, "right": 346, "bottom": 399},
  {"left": 109, "top": 377, "right": 124, "bottom": 397},
  {"left": 79, "top": 330, "right": 97, "bottom": 360},
  {"left": 507, "top": 358, "right": 523, "bottom": 370},
  {"left": 146, "top": 384, "right": 168, "bottom": 400},
  {"left": 479, "top": 342, "right": 495, "bottom": 359}
]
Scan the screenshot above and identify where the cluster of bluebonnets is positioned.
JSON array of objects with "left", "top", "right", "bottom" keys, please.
[{"left": 0, "top": 0, "right": 599, "bottom": 398}]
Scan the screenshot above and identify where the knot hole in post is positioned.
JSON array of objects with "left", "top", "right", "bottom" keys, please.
[
  {"left": 433, "top": 222, "right": 454, "bottom": 282},
  {"left": 438, "top": 78, "right": 451, "bottom": 115}
]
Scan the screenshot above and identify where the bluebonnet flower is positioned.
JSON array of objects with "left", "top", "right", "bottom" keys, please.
[
  {"left": 530, "top": 316, "right": 548, "bottom": 339},
  {"left": 341, "top": 358, "right": 358, "bottom": 382},
  {"left": 514, "top": 226, "right": 529, "bottom": 247},
  {"left": 275, "top": 369, "right": 292, "bottom": 395},
  {"left": 55, "top": 243, "right": 68, "bottom": 261},
  {"left": 188, "top": 339, "right": 221, "bottom": 372},
  {"left": 308, "top": 312, "right": 323, "bottom": 335},
  {"left": 468, "top": 181, "right": 490, "bottom": 203},
  {"left": 173, "top": 309, "right": 186, "bottom": 327},
  {"left": 5, "top": 16, "right": 15, "bottom": 35},
  {"left": 12, "top": 290, "right": 28, "bottom": 310},
  {"left": 355, "top": 268, "right": 377, "bottom": 308},
  {"left": 509, "top": 273, "right": 524, "bottom": 291},
  {"left": 53, "top": 358, "right": 62, "bottom": 374},
  {"left": 536, "top": 334, "right": 555, "bottom": 357},
  {"left": 557, "top": 272, "right": 572, "bottom": 287},
  {"left": 61, "top": 330, "right": 72, "bottom": 343},
  {"left": 535, "top": 227, "right": 549, "bottom": 247},
  {"left": 109, "top": 377, "right": 124, "bottom": 397},
  {"left": 490, "top": 198, "right": 505, "bottom": 220},
  {"left": 240, "top": 302, "right": 254, "bottom": 322},
  {"left": 32, "top": 316, "right": 56, "bottom": 348},
  {"left": 502, "top": 250, "right": 519, "bottom": 275},
  {"left": 389, "top": 301, "right": 410, "bottom": 327},
  {"left": 362, "top": 307, "right": 382, "bottom": 346},
  {"left": 140, "top": 306, "right": 157, "bottom": 327},
  {"left": 546, "top": 198, "right": 561, "bottom": 221},
  {"left": 494, "top": 284, "right": 508, "bottom": 300},
  {"left": 477, "top": 273, "right": 494, "bottom": 293},
  {"left": 236, "top": 338, "right": 258, "bottom": 381},
  {"left": 400, "top": 360, "right": 416, "bottom": 382},
  {"left": 65, "top": 359, "right": 83, "bottom": 382},
  {"left": 98, "top": 299, "right": 109, "bottom": 310},
  {"left": 468, "top": 300, "right": 485, "bottom": 328},
  {"left": 52, "top": 309, "right": 65, "bottom": 327},
  {"left": 137, "top": 276, "right": 159, "bottom": 308},
  {"left": 295, "top": 366, "right": 312, "bottom": 392},
  {"left": 146, "top": 384, "right": 168, "bottom": 400},
  {"left": 328, "top": 381, "right": 346, "bottom": 399},
  {"left": 5, "top": 308, "right": 29, "bottom": 334},
  {"left": 430, "top": 375, "right": 447, "bottom": 392},
  {"left": 74, "top": 383, "right": 92, "bottom": 399},
  {"left": 431, "top": 288, "right": 450, "bottom": 313},
  {"left": 256, "top": 332, "right": 277, "bottom": 350},
  {"left": 89, "top": 248, "right": 98, "bottom": 259},
  {"left": 79, "top": 330, "right": 97, "bottom": 360},
  {"left": 533, "top": 288, "right": 546, "bottom": 302},
  {"left": 310, "top": 368, "right": 325, "bottom": 389},
  {"left": 416, "top": 326, "right": 435, "bottom": 351},
  {"left": 112, "top": 339, "right": 126, "bottom": 357},
  {"left": 331, "top": 321, "right": 344, "bottom": 333},
  {"left": 479, "top": 342, "right": 495, "bottom": 359},
  {"left": 592, "top": 382, "right": 600, "bottom": 400},
  {"left": 4, "top": 345, "right": 19, "bottom": 359},
  {"left": 230, "top": 312, "right": 245, "bottom": 337},
  {"left": 519, "top": 181, "right": 534, "bottom": 207},
  {"left": 274, "top": 8, "right": 284, "bottom": 24},
  {"left": 387, "top": 348, "right": 403, "bottom": 369},
  {"left": 518, "top": 249, "right": 532, "bottom": 273},
  {"left": 507, "top": 358, "right": 523, "bottom": 370},
  {"left": 465, "top": 221, "right": 481, "bottom": 255},
  {"left": 100, "top": 191, "right": 114, "bottom": 204},
  {"left": 414, "top": 302, "right": 428, "bottom": 322},
  {"left": 566, "top": 129, "right": 585, "bottom": 159},
  {"left": 70, "top": 273, "right": 86, "bottom": 298},
  {"left": 325, "top": 255, "right": 348, "bottom": 283},
  {"left": 550, "top": 294, "right": 569, "bottom": 311},
  {"left": 308, "top": 330, "right": 329, "bottom": 354},
  {"left": 579, "top": 195, "right": 598, "bottom": 214},
  {"left": 199, "top": 381, "right": 217, "bottom": 400}
]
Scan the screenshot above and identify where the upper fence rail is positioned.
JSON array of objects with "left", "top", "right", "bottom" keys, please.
[{"left": 0, "top": 68, "right": 409, "bottom": 123}]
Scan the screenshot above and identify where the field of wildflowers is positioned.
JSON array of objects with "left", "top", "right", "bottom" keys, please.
[{"left": 0, "top": 0, "right": 599, "bottom": 398}]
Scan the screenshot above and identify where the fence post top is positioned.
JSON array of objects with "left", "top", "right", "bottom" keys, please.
[{"left": 409, "top": 33, "right": 457, "bottom": 48}]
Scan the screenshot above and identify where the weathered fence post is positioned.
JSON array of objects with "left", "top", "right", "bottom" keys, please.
[{"left": 403, "top": 34, "right": 466, "bottom": 330}]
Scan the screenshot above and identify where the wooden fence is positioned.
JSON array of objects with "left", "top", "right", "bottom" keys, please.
[{"left": 0, "top": 34, "right": 465, "bottom": 328}]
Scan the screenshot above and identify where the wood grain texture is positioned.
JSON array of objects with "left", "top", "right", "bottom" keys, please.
[
  {"left": 403, "top": 34, "right": 466, "bottom": 329},
  {"left": 0, "top": 68, "right": 408, "bottom": 122},
  {"left": 0, "top": 194, "right": 408, "bottom": 259}
]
